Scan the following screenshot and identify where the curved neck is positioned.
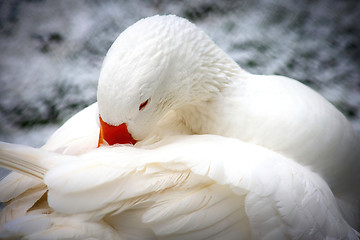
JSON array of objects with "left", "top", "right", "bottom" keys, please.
[{"left": 174, "top": 47, "right": 248, "bottom": 134}]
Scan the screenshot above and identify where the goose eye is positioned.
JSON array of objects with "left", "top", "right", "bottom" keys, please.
[{"left": 139, "top": 98, "right": 150, "bottom": 110}]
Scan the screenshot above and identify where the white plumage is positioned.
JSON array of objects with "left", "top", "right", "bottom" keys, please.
[{"left": 0, "top": 15, "right": 359, "bottom": 239}]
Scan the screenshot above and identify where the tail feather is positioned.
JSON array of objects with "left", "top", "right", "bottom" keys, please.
[{"left": 0, "top": 142, "right": 61, "bottom": 180}]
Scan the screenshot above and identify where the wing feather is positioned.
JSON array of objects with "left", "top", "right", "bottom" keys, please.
[
  {"left": 1, "top": 134, "right": 357, "bottom": 239},
  {"left": 42, "top": 103, "right": 99, "bottom": 155},
  {"left": 0, "top": 172, "right": 41, "bottom": 202}
]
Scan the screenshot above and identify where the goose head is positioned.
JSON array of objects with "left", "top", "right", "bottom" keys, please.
[{"left": 97, "top": 15, "right": 241, "bottom": 146}]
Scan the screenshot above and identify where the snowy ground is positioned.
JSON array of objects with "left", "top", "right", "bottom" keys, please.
[{"left": 0, "top": 0, "right": 359, "bottom": 148}]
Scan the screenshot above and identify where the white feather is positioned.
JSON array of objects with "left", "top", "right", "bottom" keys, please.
[
  {"left": 1, "top": 15, "right": 360, "bottom": 239},
  {"left": 1, "top": 135, "right": 357, "bottom": 239}
]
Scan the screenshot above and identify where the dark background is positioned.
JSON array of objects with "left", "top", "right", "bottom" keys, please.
[{"left": 0, "top": 0, "right": 359, "bottom": 148}]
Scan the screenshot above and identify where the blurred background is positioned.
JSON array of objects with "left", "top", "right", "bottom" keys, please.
[{"left": 0, "top": 0, "right": 359, "bottom": 149}]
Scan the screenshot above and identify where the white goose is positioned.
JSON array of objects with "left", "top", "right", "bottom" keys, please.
[{"left": 0, "top": 15, "right": 359, "bottom": 239}]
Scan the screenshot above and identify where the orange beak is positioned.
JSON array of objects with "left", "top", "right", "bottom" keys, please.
[{"left": 98, "top": 115, "right": 137, "bottom": 147}]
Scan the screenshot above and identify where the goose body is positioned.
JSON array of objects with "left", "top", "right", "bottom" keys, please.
[{"left": 0, "top": 15, "right": 359, "bottom": 239}]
